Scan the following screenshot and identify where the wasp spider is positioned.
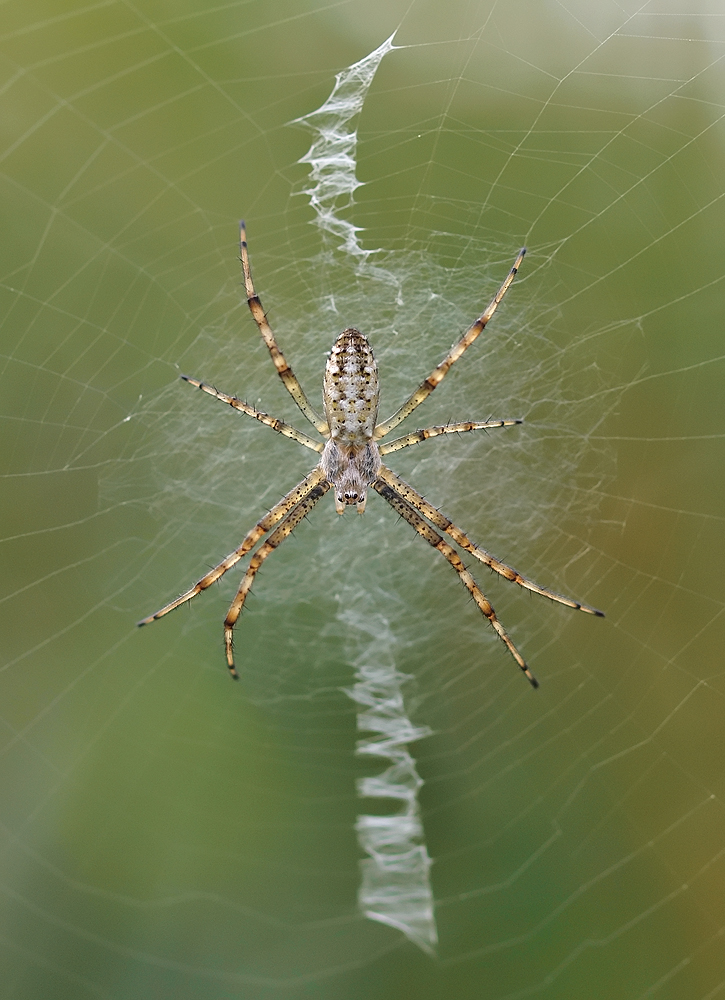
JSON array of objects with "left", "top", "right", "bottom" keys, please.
[{"left": 139, "top": 225, "right": 603, "bottom": 687}]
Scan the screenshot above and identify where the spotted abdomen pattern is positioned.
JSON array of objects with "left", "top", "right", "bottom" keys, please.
[{"left": 323, "top": 328, "right": 380, "bottom": 446}]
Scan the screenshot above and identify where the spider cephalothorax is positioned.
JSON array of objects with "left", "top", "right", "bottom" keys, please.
[{"left": 139, "top": 224, "right": 603, "bottom": 687}]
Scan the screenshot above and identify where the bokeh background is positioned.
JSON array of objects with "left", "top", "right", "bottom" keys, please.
[{"left": 1, "top": 2, "right": 724, "bottom": 998}]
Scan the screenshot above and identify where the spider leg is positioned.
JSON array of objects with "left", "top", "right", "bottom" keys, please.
[
  {"left": 378, "top": 418, "right": 522, "bottom": 456},
  {"left": 373, "top": 249, "right": 525, "bottom": 441},
  {"left": 373, "top": 478, "right": 538, "bottom": 687},
  {"left": 377, "top": 465, "right": 604, "bottom": 616},
  {"left": 137, "top": 467, "right": 328, "bottom": 626},
  {"left": 240, "top": 222, "right": 329, "bottom": 437},
  {"left": 181, "top": 375, "right": 324, "bottom": 453},
  {"left": 224, "top": 481, "right": 331, "bottom": 678}
]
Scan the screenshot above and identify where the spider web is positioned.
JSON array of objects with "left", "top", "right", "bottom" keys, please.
[{"left": 2, "top": 2, "right": 725, "bottom": 998}]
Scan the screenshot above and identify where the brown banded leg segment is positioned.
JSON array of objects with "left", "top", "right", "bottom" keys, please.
[
  {"left": 377, "top": 466, "right": 604, "bottom": 616},
  {"left": 373, "top": 479, "right": 538, "bottom": 688},
  {"left": 240, "top": 222, "right": 329, "bottom": 436},
  {"left": 378, "top": 418, "right": 522, "bottom": 456},
  {"left": 181, "top": 375, "right": 324, "bottom": 453},
  {"left": 378, "top": 466, "right": 603, "bottom": 615},
  {"left": 137, "top": 467, "right": 327, "bottom": 626},
  {"left": 373, "top": 249, "right": 526, "bottom": 441},
  {"left": 224, "top": 481, "right": 331, "bottom": 677}
]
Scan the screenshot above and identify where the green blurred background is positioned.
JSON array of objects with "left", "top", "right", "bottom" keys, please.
[{"left": 1, "top": 2, "right": 724, "bottom": 998}]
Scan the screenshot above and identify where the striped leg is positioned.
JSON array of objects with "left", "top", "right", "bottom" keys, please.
[
  {"left": 240, "top": 222, "right": 329, "bottom": 436},
  {"left": 373, "top": 478, "right": 538, "bottom": 688},
  {"left": 137, "top": 468, "right": 327, "bottom": 625},
  {"left": 377, "top": 466, "right": 603, "bottom": 616},
  {"left": 181, "top": 375, "right": 323, "bottom": 452},
  {"left": 378, "top": 418, "right": 521, "bottom": 456},
  {"left": 224, "top": 481, "right": 331, "bottom": 677},
  {"left": 373, "top": 249, "right": 525, "bottom": 440}
]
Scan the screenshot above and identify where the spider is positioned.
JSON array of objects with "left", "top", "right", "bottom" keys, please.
[{"left": 139, "top": 224, "right": 603, "bottom": 687}]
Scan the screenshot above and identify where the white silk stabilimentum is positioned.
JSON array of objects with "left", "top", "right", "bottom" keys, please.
[{"left": 295, "top": 34, "right": 439, "bottom": 954}]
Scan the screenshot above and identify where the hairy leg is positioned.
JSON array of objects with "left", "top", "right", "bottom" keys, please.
[
  {"left": 373, "top": 478, "right": 538, "bottom": 687},
  {"left": 181, "top": 375, "right": 323, "bottom": 452},
  {"left": 378, "top": 418, "right": 521, "bottom": 456},
  {"left": 224, "top": 481, "right": 331, "bottom": 677},
  {"left": 240, "top": 222, "right": 329, "bottom": 436},
  {"left": 137, "top": 467, "right": 328, "bottom": 625},
  {"left": 373, "top": 249, "right": 525, "bottom": 440},
  {"left": 377, "top": 465, "right": 603, "bottom": 616}
]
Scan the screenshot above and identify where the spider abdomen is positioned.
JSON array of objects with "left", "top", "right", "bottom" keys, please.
[{"left": 323, "top": 328, "right": 380, "bottom": 446}]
